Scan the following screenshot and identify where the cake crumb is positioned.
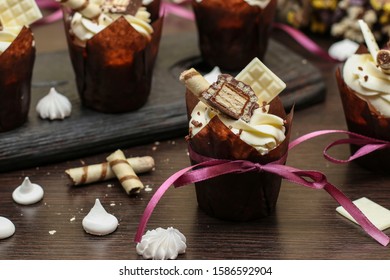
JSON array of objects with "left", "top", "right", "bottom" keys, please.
[
  {"left": 70, "top": 216, "right": 76, "bottom": 222},
  {"left": 144, "top": 185, "right": 153, "bottom": 192},
  {"left": 49, "top": 230, "right": 56, "bottom": 235}
]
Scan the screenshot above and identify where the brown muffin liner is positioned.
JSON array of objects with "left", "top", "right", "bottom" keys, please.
[
  {"left": 192, "top": 0, "right": 277, "bottom": 71},
  {"left": 0, "top": 27, "right": 35, "bottom": 132},
  {"left": 187, "top": 94, "right": 293, "bottom": 221},
  {"left": 63, "top": 9, "right": 163, "bottom": 113},
  {"left": 336, "top": 67, "right": 390, "bottom": 174},
  {"left": 144, "top": 0, "right": 161, "bottom": 22}
]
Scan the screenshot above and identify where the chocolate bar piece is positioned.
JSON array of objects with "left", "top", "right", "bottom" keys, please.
[
  {"left": 202, "top": 74, "right": 259, "bottom": 122},
  {"left": 101, "top": 0, "right": 142, "bottom": 15}
]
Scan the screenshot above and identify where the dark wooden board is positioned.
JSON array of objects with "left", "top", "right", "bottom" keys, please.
[{"left": 0, "top": 34, "right": 325, "bottom": 172}]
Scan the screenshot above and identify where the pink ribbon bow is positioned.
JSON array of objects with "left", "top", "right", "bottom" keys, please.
[{"left": 134, "top": 131, "right": 390, "bottom": 246}]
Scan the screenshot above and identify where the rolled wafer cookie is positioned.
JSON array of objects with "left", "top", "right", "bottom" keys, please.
[
  {"left": 107, "top": 150, "right": 144, "bottom": 195},
  {"left": 179, "top": 68, "right": 211, "bottom": 98},
  {"left": 57, "top": 0, "right": 101, "bottom": 19},
  {"left": 65, "top": 156, "right": 154, "bottom": 186}
]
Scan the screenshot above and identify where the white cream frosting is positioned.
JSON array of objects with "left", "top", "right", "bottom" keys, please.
[
  {"left": 0, "top": 26, "right": 22, "bottom": 53},
  {"left": 342, "top": 20, "right": 390, "bottom": 117},
  {"left": 70, "top": 7, "right": 153, "bottom": 46},
  {"left": 136, "top": 227, "right": 187, "bottom": 260},
  {"left": 190, "top": 102, "right": 286, "bottom": 155},
  {"left": 82, "top": 199, "right": 118, "bottom": 236},
  {"left": 12, "top": 177, "right": 44, "bottom": 205},
  {"left": 36, "top": 87, "right": 72, "bottom": 120},
  {"left": 195, "top": 0, "right": 271, "bottom": 8},
  {"left": 343, "top": 54, "right": 390, "bottom": 117},
  {"left": 0, "top": 217, "right": 15, "bottom": 239}
]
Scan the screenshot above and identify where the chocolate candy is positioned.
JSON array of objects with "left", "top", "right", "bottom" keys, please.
[{"left": 202, "top": 74, "right": 259, "bottom": 122}]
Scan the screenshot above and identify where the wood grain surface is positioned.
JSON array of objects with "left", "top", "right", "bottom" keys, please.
[{"left": 0, "top": 18, "right": 389, "bottom": 260}]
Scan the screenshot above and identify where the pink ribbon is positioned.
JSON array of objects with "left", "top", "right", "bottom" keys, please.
[
  {"left": 134, "top": 131, "right": 390, "bottom": 246},
  {"left": 272, "top": 23, "right": 338, "bottom": 62},
  {"left": 34, "top": 0, "right": 63, "bottom": 25},
  {"left": 289, "top": 129, "right": 390, "bottom": 163}
]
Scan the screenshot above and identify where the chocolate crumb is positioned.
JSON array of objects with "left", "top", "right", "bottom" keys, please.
[
  {"left": 262, "top": 106, "right": 267, "bottom": 113},
  {"left": 358, "top": 66, "right": 363, "bottom": 71},
  {"left": 237, "top": 129, "right": 243, "bottom": 136},
  {"left": 364, "top": 75, "right": 368, "bottom": 82},
  {"left": 197, "top": 111, "right": 200, "bottom": 116},
  {"left": 191, "top": 120, "right": 203, "bottom": 128}
]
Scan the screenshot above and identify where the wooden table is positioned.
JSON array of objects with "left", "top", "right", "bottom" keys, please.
[{"left": 0, "top": 12, "right": 389, "bottom": 260}]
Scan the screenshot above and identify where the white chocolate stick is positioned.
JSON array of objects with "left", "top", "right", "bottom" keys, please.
[
  {"left": 57, "top": 0, "right": 101, "bottom": 19},
  {"left": 358, "top": 20, "right": 380, "bottom": 60},
  {"left": 179, "top": 68, "right": 210, "bottom": 98},
  {"left": 107, "top": 150, "right": 144, "bottom": 195},
  {"left": 65, "top": 156, "right": 154, "bottom": 186}
]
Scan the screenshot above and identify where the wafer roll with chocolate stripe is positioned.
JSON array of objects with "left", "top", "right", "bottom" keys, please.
[
  {"left": 377, "top": 50, "right": 390, "bottom": 75},
  {"left": 107, "top": 150, "right": 144, "bottom": 194},
  {"left": 57, "top": 0, "right": 101, "bottom": 19},
  {"left": 179, "top": 68, "right": 210, "bottom": 98},
  {"left": 65, "top": 156, "right": 154, "bottom": 186}
]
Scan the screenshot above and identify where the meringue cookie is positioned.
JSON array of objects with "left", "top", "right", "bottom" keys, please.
[
  {"left": 136, "top": 227, "right": 187, "bottom": 260},
  {"left": 204, "top": 66, "right": 221, "bottom": 83},
  {"left": 12, "top": 177, "right": 44, "bottom": 205},
  {"left": 82, "top": 199, "right": 118, "bottom": 236},
  {"left": 0, "top": 217, "right": 15, "bottom": 239},
  {"left": 36, "top": 87, "right": 72, "bottom": 120}
]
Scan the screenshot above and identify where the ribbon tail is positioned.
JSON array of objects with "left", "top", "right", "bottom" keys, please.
[
  {"left": 324, "top": 183, "right": 390, "bottom": 246},
  {"left": 134, "top": 164, "right": 200, "bottom": 243}
]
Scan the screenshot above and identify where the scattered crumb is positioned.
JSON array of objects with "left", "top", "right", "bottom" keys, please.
[
  {"left": 70, "top": 216, "right": 76, "bottom": 222},
  {"left": 144, "top": 185, "right": 153, "bottom": 192},
  {"left": 171, "top": 141, "right": 176, "bottom": 145},
  {"left": 46, "top": 172, "right": 51, "bottom": 175},
  {"left": 152, "top": 146, "right": 157, "bottom": 151},
  {"left": 107, "top": 184, "right": 113, "bottom": 188},
  {"left": 301, "top": 59, "right": 307, "bottom": 65},
  {"left": 154, "top": 141, "right": 160, "bottom": 145},
  {"left": 80, "top": 160, "right": 86, "bottom": 165},
  {"left": 110, "top": 202, "right": 116, "bottom": 207},
  {"left": 49, "top": 230, "right": 56, "bottom": 235}
]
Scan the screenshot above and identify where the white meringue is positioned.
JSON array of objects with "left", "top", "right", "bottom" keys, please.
[
  {"left": 0, "top": 217, "right": 15, "bottom": 239},
  {"left": 12, "top": 177, "right": 44, "bottom": 205},
  {"left": 204, "top": 66, "right": 221, "bottom": 83},
  {"left": 328, "top": 39, "right": 359, "bottom": 61},
  {"left": 82, "top": 199, "right": 118, "bottom": 236},
  {"left": 136, "top": 227, "right": 186, "bottom": 260},
  {"left": 36, "top": 87, "right": 72, "bottom": 120}
]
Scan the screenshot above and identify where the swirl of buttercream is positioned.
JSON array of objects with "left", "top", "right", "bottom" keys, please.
[
  {"left": 190, "top": 101, "right": 286, "bottom": 155},
  {"left": 343, "top": 53, "right": 390, "bottom": 117},
  {"left": 70, "top": 7, "right": 153, "bottom": 46},
  {"left": 0, "top": 27, "right": 22, "bottom": 54}
]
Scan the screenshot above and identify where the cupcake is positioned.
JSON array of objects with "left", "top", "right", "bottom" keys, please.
[
  {"left": 192, "top": 0, "right": 277, "bottom": 71},
  {"left": 180, "top": 58, "right": 292, "bottom": 221},
  {"left": 0, "top": 1, "right": 42, "bottom": 132},
  {"left": 336, "top": 20, "right": 390, "bottom": 174},
  {"left": 59, "top": 0, "right": 163, "bottom": 113}
]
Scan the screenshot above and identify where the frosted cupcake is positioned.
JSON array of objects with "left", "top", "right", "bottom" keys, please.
[
  {"left": 180, "top": 58, "right": 292, "bottom": 221},
  {"left": 0, "top": 1, "right": 42, "bottom": 132},
  {"left": 59, "top": 0, "right": 163, "bottom": 113},
  {"left": 336, "top": 20, "right": 390, "bottom": 173},
  {"left": 192, "top": 0, "right": 277, "bottom": 71}
]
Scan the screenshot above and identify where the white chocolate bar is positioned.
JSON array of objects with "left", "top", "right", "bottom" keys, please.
[
  {"left": 236, "top": 57, "right": 286, "bottom": 104},
  {"left": 336, "top": 197, "right": 390, "bottom": 231},
  {"left": 0, "top": 0, "right": 42, "bottom": 28}
]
